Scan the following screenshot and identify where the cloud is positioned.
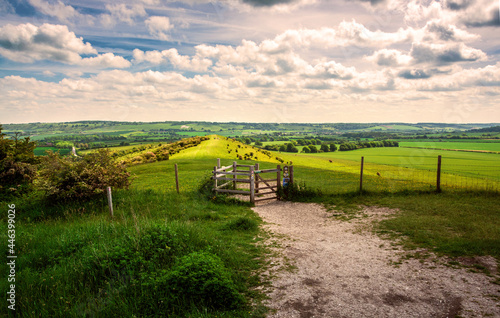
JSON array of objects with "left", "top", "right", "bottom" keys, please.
[
  {"left": 405, "top": 0, "right": 499, "bottom": 28},
  {"left": 103, "top": 4, "right": 147, "bottom": 26},
  {"left": 27, "top": 0, "right": 96, "bottom": 25},
  {"left": 0, "top": 23, "right": 129, "bottom": 68},
  {"left": 0, "top": 23, "right": 96, "bottom": 63},
  {"left": 80, "top": 53, "right": 131, "bottom": 69},
  {"left": 133, "top": 48, "right": 212, "bottom": 72},
  {"left": 398, "top": 69, "right": 431, "bottom": 79},
  {"left": 241, "top": 0, "right": 296, "bottom": 6},
  {"left": 366, "top": 49, "right": 412, "bottom": 66},
  {"left": 411, "top": 42, "right": 487, "bottom": 65},
  {"left": 304, "top": 61, "right": 355, "bottom": 79},
  {"left": 422, "top": 20, "right": 478, "bottom": 42},
  {"left": 145, "top": 16, "right": 173, "bottom": 41}
]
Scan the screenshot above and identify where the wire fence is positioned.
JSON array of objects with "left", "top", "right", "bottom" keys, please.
[
  {"left": 292, "top": 155, "right": 500, "bottom": 194},
  {"left": 127, "top": 156, "right": 500, "bottom": 196}
]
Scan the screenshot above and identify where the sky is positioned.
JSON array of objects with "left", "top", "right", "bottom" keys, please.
[{"left": 0, "top": 0, "right": 499, "bottom": 124}]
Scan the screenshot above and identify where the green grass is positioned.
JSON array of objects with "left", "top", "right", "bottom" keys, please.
[
  {"left": 3, "top": 134, "right": 500, "bottom": 317},
  {"left": 400, "top": 141, "right": 500, "bottom": 152},
  {"left": 341, "top": 192, "right": 500, "bottom": 258},
  {"left": 0, "top": 147, "right": 272, "bottom": 317},
  {"left": 34, "top": 147, "right": 71, "bottom": 156}
]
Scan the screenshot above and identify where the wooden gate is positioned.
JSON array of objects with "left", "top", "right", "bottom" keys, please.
[{"left": 212, "top": 159, "right": 293, "bottom": 203}]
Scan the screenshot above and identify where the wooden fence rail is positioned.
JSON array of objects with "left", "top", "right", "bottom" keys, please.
[{"left": 212, "top": 159, "right": 291, "bottom": 203}]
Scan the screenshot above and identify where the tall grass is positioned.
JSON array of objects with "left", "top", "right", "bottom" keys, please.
[{"left": 0, "top": 173, "right": 269, "bottom": 317}]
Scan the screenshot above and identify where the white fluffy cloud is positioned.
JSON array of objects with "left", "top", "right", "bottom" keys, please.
[
  {"left": 0, "top": 23, "right": 130, "bottom": 68},
  {"left": 145, "top": 16, "right": 173, "bottom": 41},
  {"left": 0, "top": 23, "right": 95, "bottom": 63},
  {"left": 133, "top": 48, "right": 212, "bottom": 72},
  {"left": 366, "top": 49, "right": 412, "bottom": 66}
]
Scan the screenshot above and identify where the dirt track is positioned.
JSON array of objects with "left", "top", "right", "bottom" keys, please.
[{"left": 253, "top": 201, "right": 500, "bottom": 318}]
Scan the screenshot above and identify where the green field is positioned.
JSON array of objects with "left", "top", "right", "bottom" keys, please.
[
  {"left": 34, "top": 147, "right": 71, "bottom": 156},
  {"left": 400, "top": 141, "right": 500, "bottom": 152}
]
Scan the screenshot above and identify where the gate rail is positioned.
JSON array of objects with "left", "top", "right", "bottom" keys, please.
[{"left": 212, "top": 159, "right": 292, "bottom": 203}]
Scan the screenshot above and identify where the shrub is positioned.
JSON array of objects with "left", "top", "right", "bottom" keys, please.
[
  {"left": 164, "top": 251, "right": 245, "bottom": 310},
  {"left": 37, "top": 149, "right": 131, "bottom": 201},
  {"left": 0, "top": 127, "right": 38, "bottom": 199}
]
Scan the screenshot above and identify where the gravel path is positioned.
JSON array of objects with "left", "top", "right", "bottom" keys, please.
[{"left": 253, "top": 201, "right": 500, "bottom": 318}]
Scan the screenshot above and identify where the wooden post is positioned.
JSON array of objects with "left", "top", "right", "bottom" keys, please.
[
  {"left": 277, "top": 165, "right": 281, "bottom": 192},
  {"left": 255, "top": 163, "right": 260, "bottom": 194},
  {"left": 289, "top": 165, "right": 294, "bottom": 185},
  {"left": 213, "top": 166, "right": 218, "bottom": 190},
  {"left": 175, "top": 163, "right": 179, "bottom": 194},
  {"left": 359, "top": 157, "right": 364, "bottom": 193},
  {"left": 250, "top": 165, "right": 255, "bottom": 204},
  {"left": 232, "top": 161, "right": 237, "bottom": 189},
  {"left": 106, "top": 186, "right": 114, "bottom": 218},
  {"left": 217, "top": 158, "right": 221, "bottom": 169},
  {"left": 437, "top": 155, "right": 442, "bottom": 193}
]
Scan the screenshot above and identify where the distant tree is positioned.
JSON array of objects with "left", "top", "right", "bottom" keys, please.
[
  {"left": 286, "top": 143, "right": 298, "bottom": 153},
  {"left": 302, "top": 146, "right": 310, "bottom": 153},
  {"left": 279, "top": 145, "right": 286, "bottom": 152},
  {"left": 308, "top": 145, "right": 318, "bottom": 153},
  {"left": 320, "top": 144, "right": 330, "bottom": 152},
  {"left": 329, "top": 143, "right": 337, "bottom": 152},
  {"left": 254, "top": 141, "right": 263, "bottom": 146}
]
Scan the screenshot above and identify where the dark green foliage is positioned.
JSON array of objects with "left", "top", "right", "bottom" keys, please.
[
  {"left": 163, "top": 252, "right": 245, "bottom": 310},
  {"left": 286, "top": 143, "right": 299, "bottom": 153},
  {"left": 37, "top": 149, "right": 130, "bottom": 201},
  {"left": 339, "top": 140, "right": 398, "bottom": 151},
  {"left": 223, "top": 216, "right": 259, "bottom": 232},
  {"left": 329, "top": 143, "right": 337, "bottom": 152},
  {"left": 277, "top": 181, "right": 319, "bottom": 201},
  {"left": 320, "top": 144, "right": 330, "bottom": 152},
  {"left": 308, "top": 145, "right": 318, "bottom": 153},
  {"left": 0, "top": 126, "right": 38, "bottom": 199}
]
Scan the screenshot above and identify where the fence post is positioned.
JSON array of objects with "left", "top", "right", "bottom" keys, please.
[
  {"left": 217, "top": 158, "right": 221, "bottom": 169},
  {"left": 359, "top": 157, "right": 364, "bottom": 193},
  {"left": 106, "top": 186, "right": 114, "bottom": 218},
  {"left": 289, "top": 165, "right": 294, "bottom": 185},
  {"left": 232, "top": 161, "right": 237, "bottom": 189},
  {"left": 175, "top": 163, "right": 180, "bottom": 194},
  {"left": 213, "top": 166, "right": 218, "bottom": 190},
  {"left": 277, "top": 165, "right": 281, "bottom": 192},
  {"left": 250, "top": 165, "right": 255, "bottom": 204},
  {"left": 437, "top": 155, "right": 442, "bottom": 193},
  {"left": 255, "top": 163, "right": 260, "bottom": 194}
]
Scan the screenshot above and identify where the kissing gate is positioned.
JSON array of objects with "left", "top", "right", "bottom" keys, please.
[{"left": 212, "top": 158, "right": 294, "bottom": 203}]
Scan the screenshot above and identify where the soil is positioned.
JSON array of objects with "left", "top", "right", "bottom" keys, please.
[{"left": 252, "top": 201, "right": 500, "bottom": 318}]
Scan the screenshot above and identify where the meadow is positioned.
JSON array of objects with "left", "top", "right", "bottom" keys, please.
[
  {"left": 1, "top": 134, "right": 499, "bottom": 317},
  {"left": 399, "top": 141, "right": 500, "bottom": 152}
]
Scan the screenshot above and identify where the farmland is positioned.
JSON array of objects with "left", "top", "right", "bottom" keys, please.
[{"left": 1, "top": 123, "right": 500, "bottom": 317}]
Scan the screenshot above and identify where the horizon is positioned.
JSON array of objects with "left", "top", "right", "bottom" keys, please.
[
  {"left": 2, "top": 120, "right": 499, "bottom": 126},
  {"left": 1, "top": 0, "right": 499, "bottom": 124}
]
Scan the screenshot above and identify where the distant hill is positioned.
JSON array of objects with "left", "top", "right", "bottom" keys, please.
[{"left": 469, "top": 126, "right": 500, "bottom": 133}]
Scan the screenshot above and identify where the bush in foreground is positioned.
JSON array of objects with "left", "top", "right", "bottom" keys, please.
[{"left": 36, "top": 149, "right": 130, "bottom": 201}]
